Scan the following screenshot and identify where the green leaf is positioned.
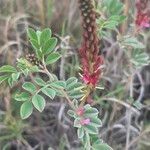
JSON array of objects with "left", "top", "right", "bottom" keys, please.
[
  {"left": 36, "top": 31, "right": 42, "bottom": 44},
  {"left": 30, "top": 39, "right": 39, "bottom": 51},
  {"left": 15, "top": 92, "right": 30, "bottom": 101},
  {"left": 77, "top": 128, "right": 84, "bottom": 139},
  {"left": 36, "top": 49, "right": 43, "bottom": 59},
  {"left": 84, "top": 124, "right": 98, "bottom": 135},
  {"left": 34, "top": 77, "right": 46, "bottom": 86},
  {"left": 104, "top": 0, "right": 123, "bottom": 16},
  {"left": 69, "top": 91, "right": 84, "bottom": 99},
  {"left": 84, "top": 132, "right": 91, "bottom": 149},
  {"left": 93, "top": 143, "right": 113, "bottom": 150},
  {"left": 8, "top": 77, "right": 13, "bottom": 87},
  {"left": 22, "top": 69, "right": 29, "bottom": 77},
  {"left": 27, "top": 28, "right": 38, "bottom": 41},
  {"left": 90, "top": 117, "right": 102, "bottom": 127},
  {"left": 40, "top": 28, "right": 52, "bottom": 45},
  {"left": 22, "top": 82, "right": 36, "bottom": 93},
  {"left": 122, "top": 36, "right": 145, "bottom": 49},
  {"left": 0, "top": 65, "right": 17, "bottom": 73},
  {"left": 32, "top": 94, "right": 46, "bottom": 112},
  {"left": 46, "top": 52, "right": 61, "bottom": 65},
  {"left": 67, "top": 85, "right": 84, "bottom": 94},
  {"left": 103, "top": 21, "right": 118, "bottom": 30},
  {"left": 133, "top": 101, "right": 143, "bottom": 110},
  {"left": 50, "top": 81, "right": 66, "bottom": 89},
  {"left": 0, "top": 75, "right": 9, "bottom": 85},
  {"left": 74, "top": 118, "right": 81, "bottom": 128},
  {"left": 66, "top": 82, "right": 83, "bottom": 91},
  {"left": 67, "top": 110, "right": 75, "bottom": 118},
  {"left": 66, "top": 77, "right": 78, "bottom": 86},
  {"left": 42, "top": 38, "right": 57, "bottom": 54},
  {"left": 55, "top": 89, "right": 64, "bottom": 97},
  {"left": 72, "top": 99, "right": 79, "bottom": 108},
  {"left": 84, "top": 107, "right": 99, "bottom": 116},
  {"left": 91, "top": 136, "right": 103, "bottom": 144},
  {"left": 131, "top": 49, "right": 149, "bottom": 67},
  {"left": 41, "top": 87, "right": 56, "bottom": 99},
  {"left": 66, "top": 80, "right": 84, "bottom": 99},
  {"left": 117, "top": 15, "right": 126, "bottom": 23},
  {"left": 29, "top": 65, "right": 39, "bottom": 72},
  {"left": 20, "top": 101, "right": 33, "bottom": 119},
  {"left": 12, "top": 72, "right": 20, "bottom": 82}
]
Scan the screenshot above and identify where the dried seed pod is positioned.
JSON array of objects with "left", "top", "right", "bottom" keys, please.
[{"left": 26, "top": 53, "right": 44, "bottom": 69}]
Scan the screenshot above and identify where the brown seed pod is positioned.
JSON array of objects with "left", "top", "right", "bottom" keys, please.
[{"left": 26, "top": 53, "right": 44, "bottom": 69}]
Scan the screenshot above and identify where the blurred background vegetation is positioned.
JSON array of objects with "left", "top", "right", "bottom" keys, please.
[{"left": 0, "top": 0, "right": 150, "bottom": 150}]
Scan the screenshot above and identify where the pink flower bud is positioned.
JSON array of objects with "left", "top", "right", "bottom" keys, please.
[
  {"left": 80, "top": 118, "right": 91, "bottom": 125},
  {"left": 87, "top": 96, "right": 94, "bottom": 104},
  {"left": 76, "top": 107, "right": 84, "bottom": 116}
]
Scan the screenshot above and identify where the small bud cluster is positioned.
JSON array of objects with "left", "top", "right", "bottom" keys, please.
[
  {"left": 26, "top": 53, "right": 44, "bottom": 69},
  {"left": 78, "top": 0, "right": 103, "bottom": 87},
  {"left": 76, "top": 107, "right": 84, "bottom": 116},
  {"left": 76, "top": 107, "right": 91, "bottom": 126},
  {"left": 135, "top": 0, "right": 150, "bottom": 28}
]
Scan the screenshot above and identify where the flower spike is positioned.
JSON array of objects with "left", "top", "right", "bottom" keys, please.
[{"left": 78, "top": 0, "right": 103, "bottom": 87}]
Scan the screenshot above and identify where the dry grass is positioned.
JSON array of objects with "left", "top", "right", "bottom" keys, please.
[{"left": 0, "top": 0, "right": 150, "bottom": 150}]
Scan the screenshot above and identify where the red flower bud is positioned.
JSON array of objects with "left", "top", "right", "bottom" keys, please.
[
  {"left": 135, "top": 0, "right": 150, "bottom": 28},
  {"left": 76, "top": 107, "right": 84, "bottom": 116}
]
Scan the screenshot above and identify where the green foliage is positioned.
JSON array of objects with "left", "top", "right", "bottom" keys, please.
[
  {"left": 22, "top": 82, "right": 36, "bottom": 93},
  {"left": 119, "top": 35, "right": 149, "bottom": 68},
  {"left": 0, "top": 27, "right": 112, "bottom": 149},
  {"left": 20, "top": 101, "right": 33, "bottom": 119},
  {"left": 120, "top": 36, "right": 145, "bottom": 49},
  {"left": 42, "top": 38, "right": 57, "bottom": 54},
  {"left": 102, "top": 0, "right": 124, "bottom": 16},
  {"left": 15, "top": 92, "right": 30, "bottom": 102},
  {"left": 66, "top": 77, "right": 84, "bottom": 99},
  {"left": 41, "top": 88, "right": 56, "bottom": 99},
  {"left": 130, "top": 49, "right": 149, "bottom": 68},
  {"left": 16, "top": 79, "right": 67, "bottom": 118},
  {"left": 0, "top": 28, "right": 64, "bottom": 119},
  {"left": 98, "top": 15, "right": 126, "bottom": 32},
  {"left": 46, "top": 52, "right": 61, "bottom": 64},
  {"left": 32, "top": 94, "right": 46, "bottom": 112},
  {"left": 0, "top": 65, "right": 20, "bottom": 86},
  {"left": 27, "top": 28, "right": 60, "bottom": 62},
  {"left": 34, "top": 77, "right": 46, "bottom": 86},
  {"left": 40, "top": 28, "right": 52, "bottom": 45},
  {"left": 133, "top": 101, "right": 143, "bottom": 110},
  {"left": 0, "top": 65, "right": 17, "bottom": 73},
  {"left": 27, "top": 28, "right": 38, "bottom": 41},
  {"left": 0, "top": 75, "right": 9, "bottom": 85},
  {"left": 16, "top": 58, "right": 39, "bottom": 76},
  {"left": 50, "top": 80, "right": 66, "bottom": 89},
  {"left": 97, "top": 0, "right": 126, "bottom": 37},
  {"left": 68, "top": 104, "right": 104, "bottom": 149},
  {"left": 92, "top": 140, "right": 113, "bottom": 150}
]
